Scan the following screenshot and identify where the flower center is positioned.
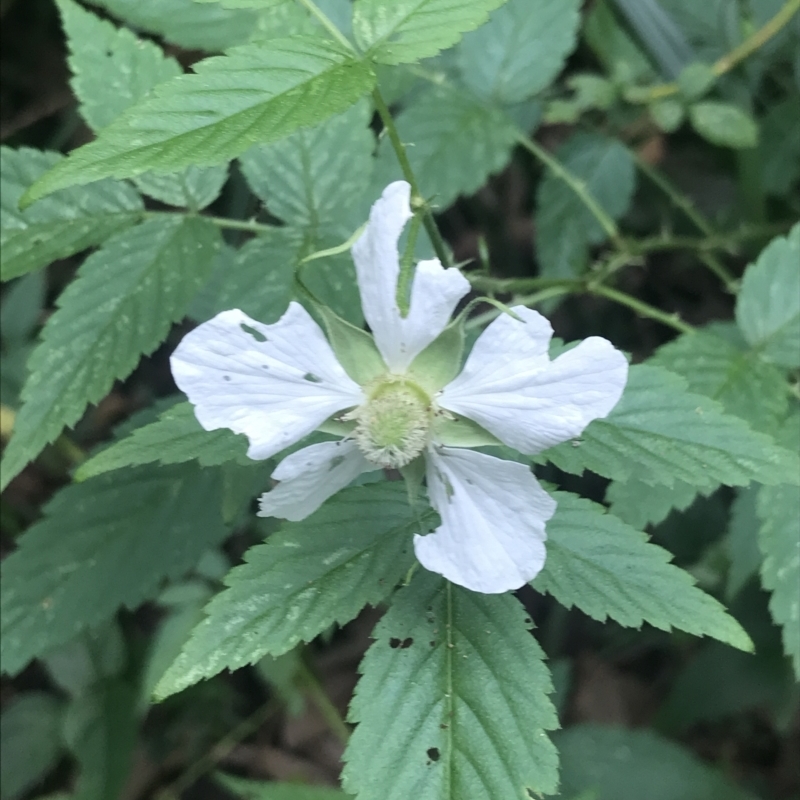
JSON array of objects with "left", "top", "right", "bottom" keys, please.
[{"left": 350, "top": 379, "right": 431, "bottom": 468}]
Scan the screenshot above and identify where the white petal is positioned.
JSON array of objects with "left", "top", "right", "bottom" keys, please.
[
  {"left": 352, "top": 181, "right": 469, "bottom": 371},
  {"left": 258, "top": 440, "right": 377, "bottom": 521},
  {"left": 171, "top": 303, "right": 364, "bottom": 460},
  {"left": 439, "top": 306, "right": 628, "bottom": 454},
  {"left": 415, "top": 447, "right": 555, "bottom": 593}
]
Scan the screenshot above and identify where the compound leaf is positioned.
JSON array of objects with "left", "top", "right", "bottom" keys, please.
[
  {"left": 342, "top": 571, "right": 559, "bottom": 800},
  {"left": 458, "top": 0, "right": 582, "bottom": 104},
  {"left": 0, "top": 147, "right": 143, "bottom": 281},
  {"left": 539, "top": 365, "right": 799, "bottom": 490},
  {"left": 23, "top": 38, "right": 375, "bottom": 204},
  {"left": 353, "top": 0, "right": 507, "bottom": 65},
  {"left": 0, "top": 463, "right": 230, "bottom": 676},
  {"left": 532, "top": 491, "right": 753, "bottom": 651},
  {"left": 736, "top": 223, "right": 800, "bottom": 368},
  {"left": 155, "top": 483, "right": 427, "bottom": 699},
  {"left": 0, "top": 215, "right": 220, "bottom": 491}
]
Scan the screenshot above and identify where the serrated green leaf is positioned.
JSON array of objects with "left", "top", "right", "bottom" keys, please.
[
  {"left": 58, "top": 0, "right": 180, "bottom": 131},
  {"left": 0, "top": 147, "right": 143, "bottom": 281},
  {"left": 342, "top": 571, "right": 559, "bottom": 800},
  {"left": 725, "top": 485, "right": 763, "bottom": 601},
  {"left": 736, "top": 224, "right": 800, "bottom": 368},
  {"left": 606, "top": 477, "right": 701, "bottom": 529},
  {"left": 240, "top": 100, "right": 374, "bottom": 232},
  {"left": 155, "top": 484, "right": 427, "bottom": 699},
  {"left": 535, "top": 132, "right": 635, "bottom": 278},
  {"left": 189, "top": 233, "right": 297, "bottom": 325},
  {"left": 23, "top": 39, "right": 375, "bottom": 204},
  {"left": 0, "top": 693, "right": 64, "bottom": 800},
  {"left": 555, "top": 724, "right": 759, "bottom": 800},
  {"left": 0, "top": 464, "right": 231, "bottom": 676},
  {"left": 218, "top": 774, "right": 348, "bottom": 800},
  {"left": 86, "top": 0, "right": 258, "bottom": 51},
  {"left": 374, "top": 85, "right": 518, "bottom": 209},
  {"left": 353, "top": 0, "right": 507, "bottom": 65},
  {"left": 539, "top": 364, "right": 800, "bottom": 490},
  {"left": 650, "top": 327, "right": 790, "bottom": 434},
  {"left": 690, "top": 101, "right": 758, "bottom": 149},
  {"left": 757, "top": 414, "right": 800, "bottom": 675},
  {"left": 457, "top": 0, "right": 581, "bottom": 104},
  {"left": 58, "top": 0, "right": 230, "bottom": 211},
  {"left": 75, "top": 403, "right": 248, "bottom": 481},
  {"left": 0, "top": 216, "right": 220, "bottom": 490},
  {"left": 63, "top": 679, "right": 137, "bottom": 800},
  {"left": 531, "top": 492, "right": 752, "bottom": 651}
]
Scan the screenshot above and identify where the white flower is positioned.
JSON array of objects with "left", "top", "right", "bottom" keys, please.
[{"left": 171, "top": 181, "right": 628, "bottom": 594}]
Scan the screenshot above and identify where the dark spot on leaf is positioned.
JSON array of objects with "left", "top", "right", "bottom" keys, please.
[
  {"left": 223, "top": 375, "right": 231, "bottom": 381},
  {"left": 400, "top": 637, "right": 413, "bottom": 649},
  {"left": 240, "top": 322, "right": 267, "bottom": 342},
  {"left": 524, "top": 618, "right": 532, "bottom": 625},
  {"left": 427, "top": 747, "right": 440, "bottom": 762},
  {"left": 429, "top": 640, "right": 436, "bottom": 647},
  {"left": 389, "top": 637, "right": 402, "bottom": 649},
  {"left": 440, "top": 723, "right": 449, "bottom": 730},
  {"left": 304, "top": 372, "right": 323, "bottom": 383}
]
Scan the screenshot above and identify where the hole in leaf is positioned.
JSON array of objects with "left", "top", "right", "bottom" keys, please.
[
  {"left": 240, "top": 323, "right": 267, "bottom": 342},
  {"left": 427, "top": 747, "right": 440, "bottom": 762},
  {"left": 400, "top": 637, "right": 413, "bottom": 649},
  {"left": 389, "top": 637, "right": 402, "bottom": 649}
]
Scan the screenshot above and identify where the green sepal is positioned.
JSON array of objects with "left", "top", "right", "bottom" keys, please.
[
  {"left": 407, "top": 319, "right": 465, "bottom": 393},
  {"left": 315, "top": 304, "right": 387, "bottom": 387},
  {"left": 432, "top": 413, "right": 503, "bottom": 447},
  {"left": 316, "top": 416, "right": 357, "bottom": 437},
  {"left": 399, "top": 455, "right": 426, "bottom": 506}
]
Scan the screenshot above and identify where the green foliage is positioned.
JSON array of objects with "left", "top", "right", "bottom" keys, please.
[
  {"left": 605, "top": 477, "right": 701, "bottom": 530},
  {"left": 650, "top": 327, "right": 789, "bottom": 434},
  {"left": 0, "top": 464, "right": 231, "bottom": 675},
  {"left": 457, "top": 0, "right": 582, "bottom": 104},
  {"left": 555, "top": 724, "right": 758, "bottom": 800},
  {"left": 757, "top": 414, "right": 800, "bottom": 676},
  {"left": 736, "top": 223, "right": 800, "bottom": 368},
  {"left": 155, "top": 484, "right": 428, "bottom": 699},
  {"left": 724, "top": 486, "right": 763, "bottom": 600},
  {"left": 86, "top": 0, "right": 259, "bottom": 51},
  {"left": 240, "top": 100, "right": 374, "bottom": 232},
  {"left": 0, "top": 693, "right": 63, "bottom": 800},
  {"left": 0, "top": 147, "right": 143, "bottom": 281},
  {"left": 353, "top": 0, "right": 507, "bottom": 65},
  {"left": 374, "top": 85, "right": 518, "bottom": 208},
  {"left": 342, "top": 571, "right": 559, "bottom": 800},
  {"left": 532, "top": 492, "right": 752, "bottom": 650},
  {"left": 219, "top": 775, "right": 349, "bottom": 799},
  {"left": 540, "top": 365, "right": 799, "bottom": 489},
  {"left": 0, "top": 216, "right": 221, "bottom": 490},
  {"left": 59, "top": 0, "right": 229, "bottom": 210},
  {"left": 76, "top": 402, "right": 249, "bottom": 480},
  {"left": 63, "top": 679, "right": 138, "bottom": 800},
  {"left": 22, "top": 39, "right": 376, "bottom": 204},
  {"left": 689, "top": 102, "right": 759, "bottom": 149},
  {"left": 535, "top": 132, "right": 635, "bottom": 277},
  {"left": 759, "top": 100, "right": 800, "bottom": 196}
]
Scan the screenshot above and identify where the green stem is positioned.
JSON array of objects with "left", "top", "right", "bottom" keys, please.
[
  {"left": 644, "top": 0, "right": 800, "bottom": 101},
  {"left": 294, "top": 0, "right": 355, "bottom": 50},
  {"left": 397, "top": 213, "right": 422, "bottom": 315},
  {"left": 372, "top": 88, "right": 453, "bottom": 268},
  {"left": 515, "top": 131, "right": 626, "bottom": 250},
  {"left": 298, "top": 661, "right": 351, "bottom": 745},
  {"left": 632, "top": 153, "right": 739, "bottom": 291},
  {"left": 588, "top": 283, "right": 695, "bottom": 334}
]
